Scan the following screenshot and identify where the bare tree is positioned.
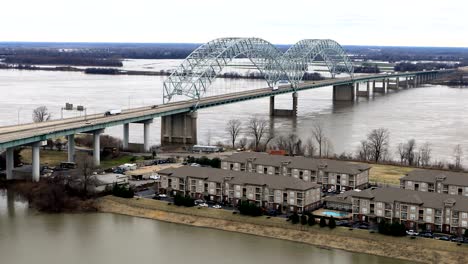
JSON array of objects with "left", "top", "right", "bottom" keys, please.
[
  {"left": 238, "top": 137, "right": 248, "bottom": 149},
  {"left": 54, "top": 138, "right": 64, "bottom": 151},
  {"left": 32, "top": 106, "right": 52, "bottom": 123},
  {"left": 72, "top": 154, "right": 98, "bottom": 195},
  {"left": 357, "top": 140, "right": 372, "bottom": 161},
  {"left": 285, "top": 134, "right": 303, "bottom": 156},
  {"left": 274, "top": 135, "right": 288, "bottom": 151},
  {"left": 396, "top": 143, "right": 406, "bottom": 164},
  {"left": 247, "top": 117, "right": 269, "bottom": 152},
  {"left": 311, "top": 123, "right": 326, "bottom": 157},
  {"left": 419, "top": 142, "right": 432, "bottom": 167},
  {"left": 453, "top": 144, "right": 464, "bottom": 170},
  {"left": 225, "top": 119, "right": 242, "bottom": 149},
  {"left": 305, "top": 138, "right": 316, "bottom": 158},
  {"left": 323, "top": 138, "right": 334, "bottom": 158},
  {"left": 367, "top": 128, "right": 390, "bottom": 163},
  {"left": 404, "top": 139, "right": 417, "bottom": 166}
]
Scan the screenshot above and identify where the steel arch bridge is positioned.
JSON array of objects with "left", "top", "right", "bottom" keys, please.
[{"left": 163, "top": 37, "right": 353, "bottom": 103}]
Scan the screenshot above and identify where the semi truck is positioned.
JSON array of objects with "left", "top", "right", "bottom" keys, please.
[{"left": 104, "top": 109, "right": 122, "bottom": 116}]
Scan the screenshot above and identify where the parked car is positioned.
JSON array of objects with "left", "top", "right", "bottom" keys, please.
[
  {"left": 158, "top": 194, "right": 167, "bottom": 198},
  {"left": 419, "top": 232, "right": 434, "bottom": 238},
  {"left": 212, "top": 204, "right": 222, "bottom": 209},
  {"left": 198, "top": 203, "right": 208, "bottom": 207},
  {"left": 194, "top": 199, "right": 205, "bottom": 205},
  {"left": 149, "top": 174, "right": 160, "bottom": 180},
  {"left": 406, "top": 230, "right": 419, "bottom": 236}
]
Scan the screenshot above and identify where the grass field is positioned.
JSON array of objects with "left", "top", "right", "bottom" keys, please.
[
  {"left": 98, "top": 196, "right": 468, "bottom": 264},
  {"left": 19, "top": 149, "right": 144, "bottom": 169},
  {"left": 367, "top": 163, "right": 414, "bottom": 185}
]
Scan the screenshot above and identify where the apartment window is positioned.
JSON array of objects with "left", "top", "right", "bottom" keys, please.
[
  {"left": 462, "top": 212, "right": 468, "bottom": 219},
  {"left": 230, "top": 164, "right": 234, "bottom": 170},
  {"left": 426, "top": 208, "right": 433, "bottom": 215},
  {"left": 459, "top": 188, "right": 463, "bottom": 196},
  {"left": 264, "top": 167, "right": 268, "bottom": 174},
  {"left": 425, "top": 216, "right": 432, "bottom": 222}
]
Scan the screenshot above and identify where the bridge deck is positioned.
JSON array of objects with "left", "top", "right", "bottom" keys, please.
[{"left": 0, "top": 71, "right": 441, "bottom": 149}]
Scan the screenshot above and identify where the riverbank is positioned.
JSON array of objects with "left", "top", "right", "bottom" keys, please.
[{"left": 96, "top": 196, "right": 468, "bottom": 264}]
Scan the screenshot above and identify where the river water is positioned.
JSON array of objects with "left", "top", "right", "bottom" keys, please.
[
  {"left": 0, "top": 59, "right": 467, "bottom": 165},
  {"left": 0, "top": 190, "right": 409, "bottom": 264}
]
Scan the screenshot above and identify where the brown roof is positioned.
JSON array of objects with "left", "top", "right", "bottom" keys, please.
[
  {"left": 351, "top": 187, "right": 468, "bottom": 212},
  {"left": 158, "top": 166, "right": 320, "bottom": 191},
  {"left": 223, "top": 152, "right": 371, "bottom": 174},
  {"left": 401, "top": 169, "right": 468, "bottom": 186}
]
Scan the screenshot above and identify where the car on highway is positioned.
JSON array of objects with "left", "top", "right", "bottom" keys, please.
[{"left": 104, "top": 109, "right": 122, "bottom": 116}]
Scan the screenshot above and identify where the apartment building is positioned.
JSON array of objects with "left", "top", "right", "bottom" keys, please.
[
  {"left": 400, "top": 169, "right": 468, "bottom": 196},
  {"left": 221, "top": 152, "right": 371, "bottom": 191},
  {"left": 158, "top": 166, "right": 321, "bottom": 213},
  {"left": 349, "top": 187, "right": 468, "bottom": 235}
]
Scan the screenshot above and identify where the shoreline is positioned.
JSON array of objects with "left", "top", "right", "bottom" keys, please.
[{"left": 96, "top": 196, "right": 468, "bottom": 264}]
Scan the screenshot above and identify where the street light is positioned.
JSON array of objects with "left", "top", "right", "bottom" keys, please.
[{"left": 17, "top": 107, "right": 22, "bottom": 124}]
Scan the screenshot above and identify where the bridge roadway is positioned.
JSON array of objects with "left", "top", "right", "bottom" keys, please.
[{"left": 0, "top": 70, "right": 442, "bottom": 150}]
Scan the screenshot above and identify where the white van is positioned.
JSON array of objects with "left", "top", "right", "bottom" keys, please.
[{"left": 104, "top": 109, "right": 122, "bottom": 116}]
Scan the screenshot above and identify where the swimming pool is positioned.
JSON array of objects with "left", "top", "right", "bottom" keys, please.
[{"left": 321, "top": 211, "right": 349, "bottom": 218}]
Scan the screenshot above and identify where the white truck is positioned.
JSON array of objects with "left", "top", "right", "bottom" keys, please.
[{"left": 104, "top": 109, "right": 122, "bottom": 116}]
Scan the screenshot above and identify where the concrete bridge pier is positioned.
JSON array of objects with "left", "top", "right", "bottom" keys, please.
[
  {"left": 356, "top": 82, "right": 370, "bottom": 98},
  {"left": 374, "top": 79, "right": 386, "bottom": 94},
  {"left": 32, "top": 142, "right": 41, "bottom": 182},
  {"left": 5, "top": 147, "right": 14, "bottom": 180},
  {"left": 269, "top": 92, "right": 298, "bottom": 116},
  {"left": 92, "top": 129, "right": 104, "bottom": 166},
  {"left": 161, "top": 111, "right": 197, "bottom": 145},
  {"left": 123, "top": 123, "right": 129, "bottom": 150},
  {"left": 143, "top": 120, "right": 152, "bottom": 152},
  {"left": 67, "top": 134, "right": 75, "bottom": 163},
  {"left": 333, "top": 83, "right": 355, "bottom": 101}
]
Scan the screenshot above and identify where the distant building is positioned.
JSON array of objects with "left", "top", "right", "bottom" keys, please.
[
  {"left": 221, "top": 152, "right": 371, "bottom": 191},
  {"left": 158, "top": 166, "right": 322, "bottom": 214},
  {"left": 400, "top": 169, "right": 468, "bottom": 196},
  {"left": 339, "top": 187, "right": 468, "bottom": 235}
]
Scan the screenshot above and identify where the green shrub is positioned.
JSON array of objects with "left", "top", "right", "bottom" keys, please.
[
  {"left": 328, "top": 216, "right": 336, "bottom": 229},
  {"left": 319, "top": 217, "right": 327, "bottom": 227},
  {"left": 290, "top": 213, "right": 300, "bottom": 224},
  {"left": 238, "top": 201, "right": 262, "bottom": 216},
  {"left": 112, "top": 183, "right": 134, "bottom": 198},
  {"left": 301, "top": 214, "right": 308, "bottom": 225},
  {"left": 307, "top": 215, "right": 315, "bottom": 226},
  {"left": 173, "top": 193, "right": 195, "bottom": 207}
]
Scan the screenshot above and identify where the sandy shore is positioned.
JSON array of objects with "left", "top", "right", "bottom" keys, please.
[{"left": 96, "top": 196, "right": 468, "bottom": 264}]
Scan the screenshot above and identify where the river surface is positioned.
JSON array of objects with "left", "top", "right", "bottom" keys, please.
[
  {"left": 0, "top": 59, "right": 467, "bottom": 165},
  {"left": 0, "top": 190, "right": 409, "bottom": 264}
]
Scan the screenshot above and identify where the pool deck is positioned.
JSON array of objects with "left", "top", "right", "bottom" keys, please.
[{"left": 312, "top": 208, "right": 352, "bottom": 220}]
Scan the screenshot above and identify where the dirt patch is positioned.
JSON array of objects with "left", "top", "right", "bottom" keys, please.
[{"left": 96, "top": 196, "right": 468, "bottom": 264}]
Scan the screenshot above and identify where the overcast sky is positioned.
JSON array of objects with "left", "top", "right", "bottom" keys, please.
[{"left": 1, "top": 0, "right": 467, "bottom": 47}]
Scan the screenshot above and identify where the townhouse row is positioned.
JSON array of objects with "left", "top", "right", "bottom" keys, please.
[
  {"left": 221, "top": 152, "right": 371, "bottom": 191},
  {"left": 325, "top": 187, "right": 468, "bottom": 235},
  {"left": 400, "top": 169, "right": 468, "bottom": 197},
  {"left": 158, "top": 165, "right": 322, "bottom": 214}
]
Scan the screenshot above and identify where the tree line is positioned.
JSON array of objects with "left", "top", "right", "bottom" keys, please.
[{"left": 224, "top": 118, "right": 466, "bottom": 172}]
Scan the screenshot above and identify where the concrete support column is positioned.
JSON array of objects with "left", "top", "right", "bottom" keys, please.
[
  {"left": 414, "top": 76, "right": 418, "bottom": 87},
  {"left": 386, "top": 78, "right": 390, "bottom": 89},
  {"left": 123, "top": 123, "right": 129, "bottom": 150},
  {"left": 143, "top": 120, "right": 153, "bottom": 152},
  {"left": 292, "top": 92, "right": 298, "bottom": 116},
  {"left": 396, "top": 77, "right": 400, "bottom": 89},
  {"left": 269, "top": 96, "right": 275, "bottom": 116},
  {"left": 366, "top": 81, "right": 370, "bottom": 97},
  {"left": 93, "top": 130, "right": 103, "bottom": 167},
  {"left": 67, "top": 134, "right": 75, "bottom": 163},
  {"left": 161, "top": 112, "right": 197, "bottom": 145},
  {"left": 32, "top": 142, "right": 41, "bottom": 182},
  {"left": 6, "top": 147, "right": 14, "bottom": 180},
  {"left": 333, "top": 83, "right": 355, "bottom": 101},
  {"left": 405, "top": 77, "right": 409, "bottom": 88}
]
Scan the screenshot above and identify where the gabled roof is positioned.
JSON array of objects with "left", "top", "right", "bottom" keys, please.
[
  {"left": 401, "top": 169, "right": 468, "bottom": 186},
  {"left": 350, "top": 187, "right": 468, "bottom": 212},
  {"left": 158, "top": 166, "right": 320, "bottom": 191},
  {"left": 223, "top": 152, "right": 371, "bottom": 174}
]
